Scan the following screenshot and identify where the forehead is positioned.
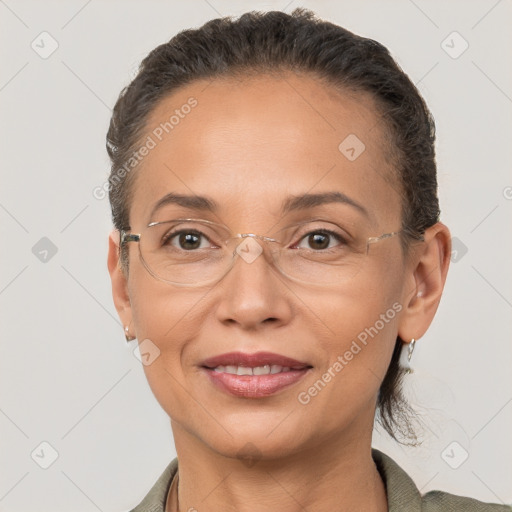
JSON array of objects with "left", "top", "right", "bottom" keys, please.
[{"left": 129, "top": 71, "right": 401, "bottom": 229}]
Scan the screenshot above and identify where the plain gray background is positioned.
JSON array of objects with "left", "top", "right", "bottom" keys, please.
[{"left": 1, "top": 0, "right": 511, "bottom": 510}]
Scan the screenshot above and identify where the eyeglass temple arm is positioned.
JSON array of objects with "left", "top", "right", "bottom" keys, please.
[
  {"left": 120, "top": 231, "right": 140, "bottom": 245},
  {"left": 367, "top": 231, "right": 400, "bottom": 245},
  {"left": 366, "top": 229, "right": 425, "bottom": 252}
]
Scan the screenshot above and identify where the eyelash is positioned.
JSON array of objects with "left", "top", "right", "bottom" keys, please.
[
  {"left": 293, "top": 229, "right": 348, "bottom": 250},
  {"left": 161, "top": 228, "right": 348, "bottom": 250},
  {"left": 161, "top": 229, "right": 212, "bottom": 248}
]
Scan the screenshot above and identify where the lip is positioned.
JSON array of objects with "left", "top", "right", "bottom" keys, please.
[
  {"left": 200, "top": 351, "right": 310, "bottom": 369},
  {"left": 200, "top": 351, "right": 312, "bottom": 398}
]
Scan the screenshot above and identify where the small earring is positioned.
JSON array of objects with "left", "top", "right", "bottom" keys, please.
[
  {"left": 124, "top": 326, "right": 135, "bottom": 342},
  {"left": 408, "top": 338, "right": 416, "bottom": 362},
  {"left": 405, "top": 338, "right": 416, "bottom": 374}
]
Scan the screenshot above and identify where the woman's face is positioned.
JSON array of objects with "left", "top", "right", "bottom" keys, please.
[{"left": 111, "top": 72, "right": 420, "bottom": 460}]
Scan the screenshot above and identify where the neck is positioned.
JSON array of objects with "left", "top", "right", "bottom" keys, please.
[{"left": 169, "top": 423, "right": 388, "bottom": 512}]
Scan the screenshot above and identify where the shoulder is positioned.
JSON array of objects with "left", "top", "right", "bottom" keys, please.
[
  {"left": 422, "top": 490, "right": 512, "bottom": 511},
  {"left": 128, "top": 457, "right": 178, "bottom": 512},
  {"left": 372, "top": 448, "right": 511, "bottom": 512}
]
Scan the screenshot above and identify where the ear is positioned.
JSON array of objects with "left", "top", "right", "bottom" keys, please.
[
  {"left": 397, "top": 222, "right": 451, "bottom": 343},
  {"left": 107, "top": 230, "right": 133, "bottom": 335}
]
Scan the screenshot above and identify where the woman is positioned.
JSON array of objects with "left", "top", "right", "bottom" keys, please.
[{"left": 106, "top": 8, "right": 509, "bottom": 512}]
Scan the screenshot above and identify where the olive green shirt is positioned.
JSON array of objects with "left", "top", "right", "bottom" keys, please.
[{"left": 129, "top": 449, "right": 511, "bottom": 511}]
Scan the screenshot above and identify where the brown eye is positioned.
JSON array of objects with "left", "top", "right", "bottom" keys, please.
[
  {"left": 178, "top": 232, "right": 202, "bottom": 250},
  {"left": 163, "top": 230, "right": 210, "bottom": 250},
  {"left": 296, "top": 230, "right": 345, "bottom": 251},
  {"left": 307, "top": 233, "right": 330, "bottom": 250}
]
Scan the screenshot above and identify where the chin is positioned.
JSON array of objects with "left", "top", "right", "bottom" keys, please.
[
  {"left": 196, "top": 418, "right": 311, "bottom": 462},
  {"left": 213, "top": 437, "right": 304, "bottom": 464}
]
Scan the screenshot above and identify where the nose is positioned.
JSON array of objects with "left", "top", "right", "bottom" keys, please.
[{"left": 214, "top": 237, "right": 294, "bottom": 330}]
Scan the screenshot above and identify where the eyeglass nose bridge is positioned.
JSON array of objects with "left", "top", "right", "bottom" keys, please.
[
  {"left": 227, "top": 233, "right": 282, "bottom": 266},
  {"left": 234, "top": 233, "right": 280, "bottom": 243},
  {"left": 231, "top": 233, "right": 282, "bottom": 254}
]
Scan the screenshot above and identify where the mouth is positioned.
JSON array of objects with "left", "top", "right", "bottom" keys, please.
[{"left": 200, "top": 351, "right": 313, "bottom": 398}]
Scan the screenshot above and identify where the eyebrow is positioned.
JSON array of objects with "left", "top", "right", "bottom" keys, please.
[
  {"left": 149, "top": 191, "right": 369, "bottom": 220},
  {"left": 282, "top": 191, "right": 369, "bottom": 218},
  {"left": 149, "top": 193, "right": 217, "bottom": 220}
]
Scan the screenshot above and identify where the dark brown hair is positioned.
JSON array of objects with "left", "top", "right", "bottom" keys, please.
[{"left": 106, "top": 8, "right": 439, "bottom": 443}]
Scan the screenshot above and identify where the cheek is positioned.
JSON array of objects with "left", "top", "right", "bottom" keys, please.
[
  {"left": 128, "top": 259, "right": 210, "bottom": 341},
  {"left": 298, "top": 261, "right": 403, "bottom": 406},
  {"left": 293, "top": 313, "right": 397, "bottom": 442},
  {"left": 308, "top": 249, "right": 403, "bottom": 340},
  {"left": 127, "top": 273, "right": 208, "bottom": 402},
  {"left": 311, "top": 284, "right": 399, "bottom": 373}
]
